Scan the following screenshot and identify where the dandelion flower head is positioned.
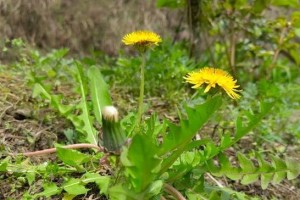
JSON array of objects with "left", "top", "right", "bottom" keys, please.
[
  {"left": 122, "top": 30, "right": 162, "bottom": 47},
  {"left": 185, "top": 67, "right": 241, "bottom": 99}
]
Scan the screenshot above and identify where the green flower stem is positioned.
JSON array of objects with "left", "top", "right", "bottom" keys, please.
[{"left": 136, "top": 52, "right": 146, "bottom": 128}]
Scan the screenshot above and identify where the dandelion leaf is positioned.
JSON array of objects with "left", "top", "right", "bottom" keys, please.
[
  {"left": 121, "top": 133, "right": 162, "bottom": 193},
  {"left": 34, "top": 183, "right": 62, "bottom": 198},
  {"left": 160, "top": 95, "right": 222, "bottom": 155},
  {"left": 241, "top": 174, "right": 260, "bottom": 185},
  {"left": 261, "top": 173, "right": 273, "bottom": 190},
  {"left": 82, "top": 173, "right": 110, "bottom": 195},
  {"left": 75, "top": 62, "right": 98, "bottom": 145},
  {"left": 286, "top": 158, "right": 300, "bottom": 180},
  {"left": 62, "top": 178, "right": 89, "bottom": 196},
  {"left": 55, "top": 144, "right": 91, "bottom": 168},
  {"left": 235, "top": 101, "right": 273, "bottom": 141},
  {"left": 237, "top": 153, "right": 256, "bottom": 173},
  {"left": 87, "top": 66, "right": 112, "bottom": 125}
]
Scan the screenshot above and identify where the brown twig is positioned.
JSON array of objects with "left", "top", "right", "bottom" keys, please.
[
  {"left": 268, "top": 26, "right": 288, "bottom": 79},
  {"left": 227, "top": 17, "right": 236, "bottom": 75},
  {"left": 207, "top": 173, "right": 224, "bottom": 188},
  {"left": 164, "top": 183, "right": 186, "bottom": 200},
  {"left": 10, "top": 143, "right": 103, "bottom": 157},
  {"left": 229, "top": 27, "right": 236, "bottom": 74}
]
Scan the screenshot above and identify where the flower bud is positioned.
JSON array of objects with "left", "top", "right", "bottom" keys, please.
[{"left": 101, "top": 106, "right": 126, "bottom": 153}]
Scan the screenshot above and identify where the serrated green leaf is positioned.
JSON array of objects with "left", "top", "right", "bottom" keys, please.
[
  {"left": 87, "top": 66, "right": 112, "bottom": 125},
  {"left": 220, "top": 133, "right": 232, "bottom": 149},
  {"left": 205, "top": 142, "right": 219, "bottom": 159},
  {"left": 144, "top": 180, "right": 163, "bottom": 199},
  {"left": 160, "top": 96, "right": 222, "bottom": 155},
  {"left": 272, "top": 171, "right": 286, "bottom": 184},
  {"left": 82, "top": 173, "right": 110, "bottom": 195},
  {"left": 238, "top": 153, "right": 256, "bottom": 173},
  {"left": 184, "top": 138, "right": 212, "bottom": 152},
  {"left": 75, "top": 62, "right": 98, "bottom": 145},
  {"left": 26, "top": 172, "right": 36, "bottom": 185},
  {"left": 205, "top": 185, "right": 259, "bottom": 200},
  {"left": 122, "top": 134, "right": 162, "bottom": 192},
  {"left": 62, "top": 178, "right": 89, "bottom": 195},
  {"left": 218, "top": 154, "right": 242, "bottom": 180},
  {"left": 35, "top": 183, "right": 62, "bottom": 198},
  {"left": 241, "top": 174, "right": 259, "bottom": 185},
  {"left": 55, "top": 144, "right": 91, "bottom": 167},
  {"left": 0, "top": 157, "right": 9, "bottom": 172},
  {"left": 256, "top": 153, "right": 274, "bottom": 173},
  {"left": 180, "top": 151, "right": 201, "bottom": 167},
  {"left": 287, "top": 170, "right": 300, "bottom": 180},
  {"left": 235, "top": 101, "right": 273, "bottom": 141},
  {"left": 109, "top": 184, "right": 138, "bottom": 200},
  {"left": 226, "top": 169, "right": 243, "bottom": 181},
  {"left": 206, "top": 159, "right": 221, "bottom": 175},
  {"left": 261, "top": 173, "right": 273, "bottom": 190},
  {"left": 271, "top": 155, "right": 287, "bottom": 170},
  {"left": 219, "top": 153, "right": 231, "bottom": 170},
  {"left": 159, "top": 96, "right": 222, "bottom": 175},
  {"left": 286, "top": 158, "right": 300, "bottom": 180}
]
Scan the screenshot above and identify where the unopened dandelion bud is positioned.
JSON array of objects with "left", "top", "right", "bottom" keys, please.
[
  {"left": 101, "top": 106, "right": 126, "bottom": 153},
  {"left": 102, "top": 106, "right": 119, "bottom": 122}
]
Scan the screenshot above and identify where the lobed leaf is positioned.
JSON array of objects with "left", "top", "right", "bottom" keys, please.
[
  {"left": 219, "top": 153, "right": 242, "bottom": 181},
  {"left": 34, "top": 183, "right": 62, "bottom": 198},
  {"left": 237, "top": 153, "right": 256, "bottom": 173},
  {"left": 241, "top": 174, "right": 260, "bottom": 185},
  {"left": 286, "top": 158, "right": 300, "bottom": 180},
  {"left": 203, "top": 152, "right": 300, "bottom": 189},
  {"left": 121, "top": 134, "right": 162, "bottom": 193},
  {"left": 160, "top": 96, "right": 222, "bottom": 155},
  {"left": 55, "top": 144, "right": 91, "bottom": 168},
  {"left": 261, "top": 173, "right": 273, "bottom": 189},
  {"left": 62, "top": 178, "right": 89, "bottom": 195},
  {"left": 159, "top": 96, "right": 222, "bottom": 175},
  {"left": 235, "top": 101, "right": 273, "bottom": 141},
  {"left": 82, "top": 173, "right": 110, "bottom": 195}
]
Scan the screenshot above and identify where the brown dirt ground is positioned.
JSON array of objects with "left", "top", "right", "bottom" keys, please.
[{"left": 0, "top": 0, "right": 184, "bottom": 58}]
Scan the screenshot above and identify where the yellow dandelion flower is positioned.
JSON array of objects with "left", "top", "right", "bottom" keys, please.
[
  {"left": 122, "top": 30, "right": 162, "bottom": 47},
  {"left": 185, "top": 67, "right": 241, "bottom": 99}
]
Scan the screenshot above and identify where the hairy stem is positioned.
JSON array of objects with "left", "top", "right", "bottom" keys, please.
[
  {"left": 164, "top": 183, "right": 186, "bottom": 200},
  {"left": 136, "top": 53, "right": 146, "bottom": 128}
]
